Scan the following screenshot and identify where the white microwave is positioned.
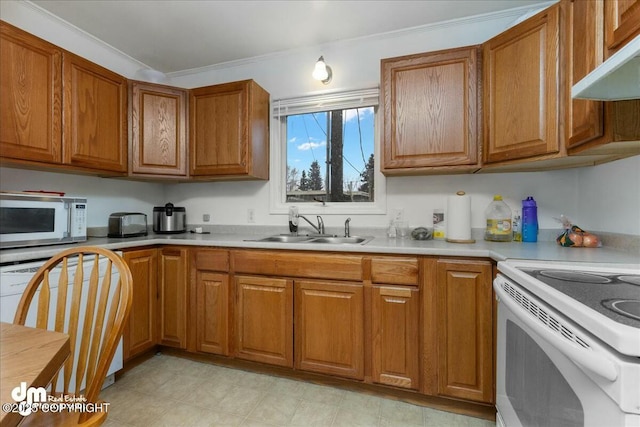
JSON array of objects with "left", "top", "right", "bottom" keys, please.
[{"left": 0, "top": 192, "right": 87, "bottom": 249}]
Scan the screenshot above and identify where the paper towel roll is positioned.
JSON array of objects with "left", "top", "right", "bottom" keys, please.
[{"left": 446, "top": 191, "right": 474, "bottom": 243}]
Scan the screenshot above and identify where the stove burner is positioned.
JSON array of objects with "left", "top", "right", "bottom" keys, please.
[
  {"left": 618, "top": 275, "right": 640, "bottom": 287},
  {"left": 539, "top": 270, "right": 612, "bottom": 284},
  {"left": 603, "top": 299, "right": 640, "bottom": 321}
]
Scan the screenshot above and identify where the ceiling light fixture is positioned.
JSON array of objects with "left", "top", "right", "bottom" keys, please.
[{"left": 312, "top": 56, "right": 332, "bottom": 84}]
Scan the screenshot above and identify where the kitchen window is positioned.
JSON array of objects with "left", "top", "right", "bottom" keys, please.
[{"left": 270, "top": 88, "right": 386, "bottom": 215}]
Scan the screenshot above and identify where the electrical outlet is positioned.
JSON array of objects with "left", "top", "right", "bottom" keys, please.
[
  {"left": 203, "top": 214, "right": 211, "bottom": 222},
  {"left": 247, "top": 208, "right": 255, "bottom": 223},
  {"left": 391, "top": 208, "right": 404, "bottom": 222}
]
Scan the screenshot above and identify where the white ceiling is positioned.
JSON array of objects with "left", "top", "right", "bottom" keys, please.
[{"left": 31, "top": 0, "right": 549, "bottom": 74}]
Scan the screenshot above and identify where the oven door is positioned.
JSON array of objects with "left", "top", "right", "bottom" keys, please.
[{"left": 494, "top": 275, "right": 636, "bottom": 427}]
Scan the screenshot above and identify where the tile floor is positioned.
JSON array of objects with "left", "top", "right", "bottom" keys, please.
[{"left": 99, "top": 353, "right": 496, "bottom": 427}]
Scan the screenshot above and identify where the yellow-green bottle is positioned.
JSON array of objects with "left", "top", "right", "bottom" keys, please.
[{"left": 485, "top": 195, "right": 513, "bottom": 242}]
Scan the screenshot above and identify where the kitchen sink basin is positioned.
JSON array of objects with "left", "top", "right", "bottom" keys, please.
[
  {"left": 307, "top": 236, "right": 373, "bottom": 245},
  {"left": 252, "top": 235, "right": 373, "bottom": 245},
  {"left": 256, "top": 235, "right": 315, "bottom": 243}
]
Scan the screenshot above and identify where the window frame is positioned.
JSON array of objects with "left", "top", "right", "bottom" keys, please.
[{"left": 269, "top": 88, "right": 386, "bottom": 216}]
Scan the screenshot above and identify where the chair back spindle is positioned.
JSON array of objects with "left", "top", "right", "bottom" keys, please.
[{"left": 13, "top": 246, "right": 132, "bottom": 425}]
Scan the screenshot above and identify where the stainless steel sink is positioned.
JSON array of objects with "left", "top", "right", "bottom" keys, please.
[
  {"left": 307, "top": 236, "right": 373, "bottom": 245},
  {"left": 252, "top": 234, "right": 373, "bottom": 245},
  {"left": 256, "top": 235, "right": 314, "bottom": 243}
]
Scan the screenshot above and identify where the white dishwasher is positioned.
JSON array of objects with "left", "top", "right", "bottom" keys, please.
[{"left": 0, "top": 251, "right": 124, "bottom": 391}]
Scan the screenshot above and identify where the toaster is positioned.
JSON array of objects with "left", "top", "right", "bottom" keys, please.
[{"left": 108, "top": 212, "right": 148, "bottom": 238}]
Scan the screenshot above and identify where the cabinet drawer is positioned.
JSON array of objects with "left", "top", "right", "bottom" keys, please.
[
  {"left": 370, "top": 257, "right": 419, "bottom": 285},
  {"left": 232, "top": 250, "right": 363, "bottom": 281},
  {"left": 194, "top": 249, "right": 229, "bottom": 272}
]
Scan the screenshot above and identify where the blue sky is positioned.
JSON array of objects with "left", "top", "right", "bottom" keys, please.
[{"left": 286, "top": 107, "right": 374, "bottom": 190}]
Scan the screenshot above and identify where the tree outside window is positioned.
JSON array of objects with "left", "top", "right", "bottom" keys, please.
[{"left": 285, "top": 107, "right": 375, "bottom": 203}]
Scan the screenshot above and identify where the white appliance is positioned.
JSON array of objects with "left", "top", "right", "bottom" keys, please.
[
  {"left": 0, "top": 192, "right": 87, "bottom": 249},
  {"left": 494, "top": 260, "right": 640, "bottom": 427},
  {"left": 0, "top": 252, "right": 123, "bottom": 392}
]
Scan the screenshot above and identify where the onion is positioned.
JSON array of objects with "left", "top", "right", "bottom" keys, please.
[
  {"left": 568, "top": 231, "right": 583, "bottom": 247},
  {"left": 582, "top": 233, "right": 600, "bottom": 248}
]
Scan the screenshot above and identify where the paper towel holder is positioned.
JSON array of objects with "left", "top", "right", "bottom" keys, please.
[{"left": 446, "top": 190, "right": 476, "bottom": 244}]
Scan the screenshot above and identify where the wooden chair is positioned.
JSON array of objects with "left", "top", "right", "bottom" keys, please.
[{"left": 13, "top": 246, "right": 133, "bottom": 426}]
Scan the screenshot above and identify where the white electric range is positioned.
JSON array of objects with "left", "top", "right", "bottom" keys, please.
[{"left": 494, "top": 259, "right": 640, "bottom": 427}]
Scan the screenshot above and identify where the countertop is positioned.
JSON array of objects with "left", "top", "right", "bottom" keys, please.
[{"left": 2, "top": 229, "right": 639, "bottom": 265}]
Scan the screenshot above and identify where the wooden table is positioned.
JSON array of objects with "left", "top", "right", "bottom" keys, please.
[{"left": 0, "top": 322, "right": 70, "bottom": 427}]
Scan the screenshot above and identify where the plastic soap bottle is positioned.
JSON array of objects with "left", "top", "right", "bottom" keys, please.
[
  {"left": 522, "top": 196, "right": 538, "bottom": 242},
  {"left": 485, "top": 195, "right": 513, "bottom": 242},
  {"left": 512, "top": 210, "right": 522, "bottom": 242}
]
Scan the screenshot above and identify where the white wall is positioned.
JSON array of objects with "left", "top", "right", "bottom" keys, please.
[
  {"left": 0, "top": 167, "right": 165, "bottom": 228},
  {"left": 576, "top": 156, "right": 640, "bottom": 236},
  {"left": 1, "top": 1, "right": 638, "bottom": 236}
]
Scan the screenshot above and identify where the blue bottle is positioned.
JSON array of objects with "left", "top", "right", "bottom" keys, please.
[{"left": 522, "top": 196, "right": 538, "bottom": 242}]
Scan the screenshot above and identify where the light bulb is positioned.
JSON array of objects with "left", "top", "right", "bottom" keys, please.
[{"left": 312, "top": 56, "right": 329, "bottom": 81}]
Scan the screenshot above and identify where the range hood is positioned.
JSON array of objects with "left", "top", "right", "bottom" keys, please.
[{"left": 572, "top": 34, "right": 640, "bottom": 101}]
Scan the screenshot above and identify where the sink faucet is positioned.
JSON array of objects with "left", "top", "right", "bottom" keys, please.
[
  {"left": 344, "top": 217, "right": 351, "bottom": 237},
  {"left": 297, "top": 214, "right": 325, "bottom": 234}
]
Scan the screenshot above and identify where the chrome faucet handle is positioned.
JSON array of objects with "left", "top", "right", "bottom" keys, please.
[
  {"left": 316, "top": 215, "right": 325, "bottom": 234},
  {"left": 344, "top": 217, "right": 351, "bottom": 237}
]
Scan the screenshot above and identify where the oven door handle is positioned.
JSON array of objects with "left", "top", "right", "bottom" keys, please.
[{"left": 495, "top": 282, "right": 618, "bottom": 382}]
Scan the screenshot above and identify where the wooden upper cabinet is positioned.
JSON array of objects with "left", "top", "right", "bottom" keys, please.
[
  {"left": 563, "top": 0, "right": 640, "bottom": 154},
  {"left": 381, "top": 46, "right": 481, "bottom": 174},
  {"left": 130, "top": 81, "right": 188, "bottom": 177},
  {"left": 0, "top": 21, "right": 62, "bottom": 164},
  {"left": 63, "top": 51, "right": 127, "bottom": 173},
  {"left": 190, "top": 80, "right": 269, "bottom": 179},
  {"left": 483, "top": 5, "right": 561, "bottom": 164},
  {"left": 605, "top": 0, "right": 640, "bottom": 52},
  {"left": 564, "top": 0, "right": 605, "bottom": 148}
]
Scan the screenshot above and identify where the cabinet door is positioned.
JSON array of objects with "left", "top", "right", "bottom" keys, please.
[
  {"left": 295, "top": 280, "right": 364, "bottom": 379},
  {"left": 196, "top": 271, "right": 229, "bottom": 355},
  {"left": 122, "top": 249, "right": 157, "bottom": 361},
  {"left": 435, "top": 260, "right": 493, "bottom": 403},
  {"left": 564, "top": 0, "right": 605, "bottom": 149},
  {"left": 190, "top": 80, "right": 269, "bottom": 179},
  {"left": 235, "top": 275, "right": 293, "bottom": 367},
  {"left": 605, "top": 0, "right": 640, "bottom": 52},
  {"left": 63, "top": 52, "right": 127, "bottom": 173},
  {"left": 130, "top": 82, "right": 188, "bottom": 177},
  {"left": 158, "top": 247, "right": 188, "bottom": 348},
  {"left": 371, "top": 286, "right": 419, "bottom": 390},
  {"left": 381, "top": 46, "right": 480, "bottom": 173},
  {"left": 0, "top": 22, "right": 62, "bottom": 164},
  {"left": 483, "top": 5, "right": 560, "bottom": 163}
]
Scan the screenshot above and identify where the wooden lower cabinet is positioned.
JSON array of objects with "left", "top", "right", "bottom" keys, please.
[
  {"left": 122, "top": 248, "right": 158, "bottom": 361},
  {"left": 434, "top": 259, "right": 493, "bottom": 403},
  {"left": 235, "top": 275, "right": 293, "bottom": 367},
  {"left": 371, "top": 285, "right": 420, "bottom": 390},
  {"left": 159, "top": 247, "right": 188, "bottom": 349},
  {"left": 295, "top": 280, "right": 364, "bottom": 380},
  {"left": 196, "top": 271, "right": 229, "bottom": 355}
]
